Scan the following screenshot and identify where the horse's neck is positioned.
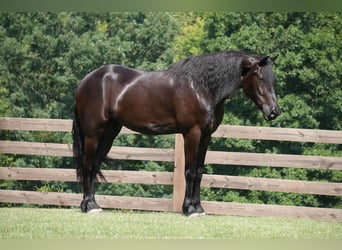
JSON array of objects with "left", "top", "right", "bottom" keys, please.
[
  {"left": 202, "top": 61, "right": 242, "bottom": 105},
  {"left": 169, "top": 53, "right": 243, "bottom": 105}
]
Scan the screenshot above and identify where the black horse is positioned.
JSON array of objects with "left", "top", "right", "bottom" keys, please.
[{"left": 72, "top": 50, "right": 280, "bottom": 216}]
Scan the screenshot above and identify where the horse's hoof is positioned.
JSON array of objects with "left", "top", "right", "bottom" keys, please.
[
  {"left": 183, "top": 204, "right": 205, "bottom": 217},
  {"left": 189, "top": 212, "right": 206, "bottom": 218},
  {"left": 87, "top": 208, "right": 103, "bottom": 214},
  {"left": 81, "top": 199, "right": 102, "bottom": 214}
]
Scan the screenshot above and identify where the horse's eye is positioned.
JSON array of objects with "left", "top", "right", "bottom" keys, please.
[{"left": 257, "top": 77, "right": 263, "bottom": 84}]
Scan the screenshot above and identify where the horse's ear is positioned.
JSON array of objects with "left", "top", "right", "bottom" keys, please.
[
  {"left": 270, "top": 55, "right": 278, "bottom": 62},
  {"left": 258, "top": 56, "right": 269, "bottom": 67}
]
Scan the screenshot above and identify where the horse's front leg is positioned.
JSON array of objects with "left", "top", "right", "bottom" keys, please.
[
  {"left": 182, "top": 127, "right": 201, "bottom": 217},
  {"left": 192, "top": 135, "right": 212, "bottom": 216}
]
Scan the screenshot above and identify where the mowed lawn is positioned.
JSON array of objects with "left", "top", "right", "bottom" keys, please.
[{"left": 0, "top": 208, "right": 341, "bottom": 239}]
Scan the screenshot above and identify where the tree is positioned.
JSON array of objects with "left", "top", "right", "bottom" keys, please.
[{"left": 0, "top": 12, "right": 340, "bottom": 208}]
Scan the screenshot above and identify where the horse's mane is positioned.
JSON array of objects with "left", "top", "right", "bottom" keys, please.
[{"left": 168, "top": 51, "right": 246, "bottom": 104}]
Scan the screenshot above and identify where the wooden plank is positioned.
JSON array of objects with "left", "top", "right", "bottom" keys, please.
[
  {"left": 1, "top": 167, "right": 340, "bottom": 197},
  {"left": 107, "top": 146, "right": 174, "bottom": 162},
  {"left": 0, "top": 190, "right": 173, "bottom": 212},
  {"left": 0, "top": 141, "right": 73, "bottom": 157},
  {"left": 212, "top": 125, "right": 342, "bottom": 144},
  {"left": 0, "top": 141, "right": 175, "bottom": 162},
  {"left": 201, "top": 174, "right": 342, "bottom": 196},
  {"left": 0, "top": 189, "right": 81, "bottom": 207},
  {"left": 0, "top": 117, "right": 72, "bottom": 132},
  {"left": 0, "top": 117, "right": 137, "bottom": 134},
  {"left": 0, "top": 167, "right": 77, "bottom": 182},
  {"left": 202, "top": 200, "right": 342, "bottom": 222},
  {"left": 205, "top": 151, "right": 342, "bottom": 170},
  {"left": 0, "top": 167, "right": 174, "bottom": 185},
  {"left": 172, "top": 134, "right": 186, "bottom": 212},
  {"left": 97, "top": 195, "right": 173, "bottom": 212},
  {"left": 101, "top": 170, "right": 173, "bottom": 185},
  {"left": 0, "top": 190, "right": 340, "bottom": 221},
  {"left": 1, "top": 141, "right": 341, "bottom": 170},
  {"left": 2, "top": 118, "right": 342, "bottom": 144}
]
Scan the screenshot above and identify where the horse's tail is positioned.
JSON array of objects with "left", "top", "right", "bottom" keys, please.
[{"left": 72, "top": 109, "right": 85, "bottom": 184}]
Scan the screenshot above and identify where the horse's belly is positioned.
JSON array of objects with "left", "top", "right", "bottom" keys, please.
[
  {"left": 124, "top": 121, "right": 179, "bottom": 135},
  {"left": 117, "top": 109, "right": 179, "bottom": 134},
  {"left": 114, "top": 98, "right": 179, "bottom": 135}
]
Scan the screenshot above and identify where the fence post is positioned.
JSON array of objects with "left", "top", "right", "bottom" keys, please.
[{"left": 172, "top": 134, "right": 185, "bottom": 212}]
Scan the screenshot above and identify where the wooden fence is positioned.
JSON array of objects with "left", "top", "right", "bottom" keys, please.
[{"left": 0, "top": 117, "right": 341, "bottom": 222}]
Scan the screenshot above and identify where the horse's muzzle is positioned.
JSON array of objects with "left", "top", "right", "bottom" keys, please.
[{"left": 263, "top": 106, "right": 280, "bottom": 121}]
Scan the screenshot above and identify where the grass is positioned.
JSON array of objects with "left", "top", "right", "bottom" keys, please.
[{"left": 0, "top": 207, "right": 341, "bottom": 239}]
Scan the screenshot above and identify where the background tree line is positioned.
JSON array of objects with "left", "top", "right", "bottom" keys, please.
[{"left": 0, "top": 12, "right": 341, "bottom": 208}]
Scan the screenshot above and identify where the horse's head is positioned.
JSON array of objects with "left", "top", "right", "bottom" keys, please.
[{"left": 241, "top": 55, "right": 280, "bottom": 121}]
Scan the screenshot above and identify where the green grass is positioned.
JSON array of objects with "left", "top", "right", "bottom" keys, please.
[{"left": 0, "top": 208, "right": 341, "bottom": 239}]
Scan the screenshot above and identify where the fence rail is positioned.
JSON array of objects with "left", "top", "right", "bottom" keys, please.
[
  {"left": 0, "top": 117, "right": 341, "bottom": 221},
  {"left": 1, "top": 117, "right": 342, "bottom": 143},
  {"left": 1, "top": 140, "right": 341, "bottom": 170},
  {"left": 1, "top": 167, "right": 341, "bottom": 196}
]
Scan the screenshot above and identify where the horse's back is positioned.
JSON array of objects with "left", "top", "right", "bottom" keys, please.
[
  {"left": 79, "top": 64, "right": 142, "bottom": 87},
  {"left": 76, "top": 65, "right": 143, "bottom": 105}
]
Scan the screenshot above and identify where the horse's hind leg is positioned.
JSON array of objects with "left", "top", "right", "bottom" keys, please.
[
  {"left": 81, "top": 122, "right": 121, "bottom": 213},
  {"left": 81, "top": 134, "right": 102, "bottom": 213},
  {"left": 96, "top": 120, "right": 122, "bottom": 168},
  {"left": 81, "top": 120, "right": 122, "bottom": 213}
]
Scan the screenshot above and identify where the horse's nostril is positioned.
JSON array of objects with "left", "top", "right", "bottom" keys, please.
[{"left": 270, "top": 109, "right": 278, "bottom": 119}]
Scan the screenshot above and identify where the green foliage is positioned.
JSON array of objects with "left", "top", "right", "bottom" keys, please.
[
  {"left": 0, "top": 12, "right": 341, "bottom": 209},
  {"left": 272, "top": 94, "right": 319, "bottom": 129},
  {"left": 173, "top": 13, "right": 206, "bottom": 60},
  {"left": 34, "top": 182, "right": 65, "bottom": 193}
]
